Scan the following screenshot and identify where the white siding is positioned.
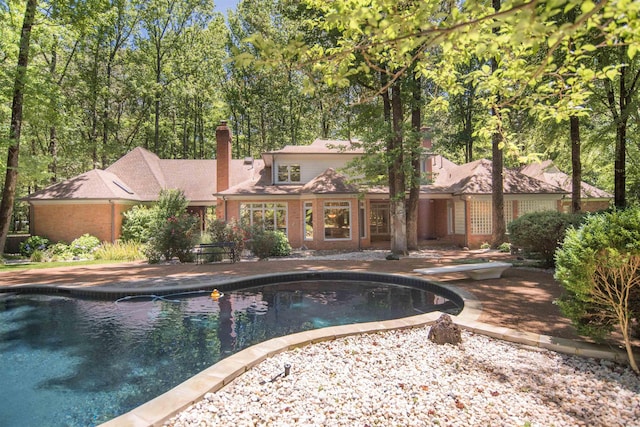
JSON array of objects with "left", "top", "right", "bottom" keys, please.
[{"left": 273, "top": 154, "right": 360, "bottom": 184}]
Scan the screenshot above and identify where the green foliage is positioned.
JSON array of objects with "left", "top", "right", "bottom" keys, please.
[
  {"left": 555, "top": 208, "right": 640, "bottom": 341},
  {"left": 93, "top": 241, "right": 145, "bottom": 261},
  {"left": 155, "top": 189, "right": 189, "bottom": 220},
  {"left": 44, "top": 242, "right": 74, "bottom": 261},
  {"left": 498, "top": 242, "right": 511, "bottom": 253},
  {"left": 69, "top": 234, "right": 101, "bottom": 256},
  {"left": 248, "top": 229, "right": 291, "bottom": 259},
  {"left": 146, "top": 213, "right": 199, "bottom": 263},
  {"left": 145, "top": 190, "right": 198, "bottom": 263},
  {"left": 30, "top": 250, "right": 44, "bottom": 263},
  {"left": 19, "top": 236, "right": 50, "bottom": 257},
  {"left": 508, "top": 211, "right": 584, "bottom": 267},
  {"left": 121, "top": 205, "right": 156, "bottom": 243},
  {"left": 206, "top": 219, "right": 247, "bottom": 262}
]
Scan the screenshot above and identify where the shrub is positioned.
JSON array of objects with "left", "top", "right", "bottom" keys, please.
[
  {"left": 497, "top": 242, "right": 511, "bottom": 253},
  {"left": 249, "top": 229, "right": 291, "bottom": 259},
  {"left": 146, "top": 213, "right": 199, "bottom": 263},
  {"left": 207, "top": 219, "right": 248, "bottom": 262},
  {"left": 144, "top": 190, "right": 198, "bottom": 263},
  {"left": 19, "top": 236, "right": 50, "bottom": 257},
  {"left": 507, "top": 210, "right": 584, "bottom": 267},
  {"left": 555, "top": 208, "right": 640, "bottom": 373},
  {"left": 121, "top": 205, "right": 156, "bottom": 243},
  {"left": 70, "top": 234, "right": 101, "bottom": 257},
  {"left": 45, "top": 242, "right": 73, "bottom": 261}
]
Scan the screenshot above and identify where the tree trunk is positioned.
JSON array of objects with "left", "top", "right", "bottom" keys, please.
[
  {"left": 407, "top": 74, "right": 421, "bottom": 250},
  {"left": 390, "top": 79, "right": 407, "bottom": 255},
  {"left": 0, "top": 0, "right": 37, "bottom": 254},
  {"left": 491, "top": 0, "right": 506, "bottom": 247},
  {"left": 570, "top": 115, "right": 582, "bottom": 213}
]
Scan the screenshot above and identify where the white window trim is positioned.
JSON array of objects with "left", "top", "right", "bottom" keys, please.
[{"left": 277, "top": 164, "right": 301, "bottom": 184}]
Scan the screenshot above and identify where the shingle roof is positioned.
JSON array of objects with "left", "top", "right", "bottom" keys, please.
[
  {"left": 265, "top": 139, "right": 365, "bottom": 155},
  {"left": 25, "top": 169, "right": 140, "bottom": 200},
  {"left": 301, "top": 168, "right": 359, "bottom": 193},
  {"left": 219, "top": 166, "right": 361, "bottom": 197},
  {"left": 26, "top": 147, "right": 262, "bottom": 204},
  {"left": 520, "top": 160, "right": 612, "bottom": 199},
  {"left": 427, "top": 159, "right": 566, "bottom": 195}
]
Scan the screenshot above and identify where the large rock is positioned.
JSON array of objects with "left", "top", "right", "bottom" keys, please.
[{"left": 428, "top": 314, "right": 462, "bottom": 345}]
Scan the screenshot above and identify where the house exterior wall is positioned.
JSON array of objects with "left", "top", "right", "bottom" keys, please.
[
  {"left": 559, "top": 199, "right": 611, "bottom": 213},
  {"left": 225, "top": 196, "right": 366, "bottom": 251},
  {"left": 272, "top": 154, "right": 360, "bottom": 184},
  {"left": 31, "top": 201, "right": 130, "bottom": 243}
]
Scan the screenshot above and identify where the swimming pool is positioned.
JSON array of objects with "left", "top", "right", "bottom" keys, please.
[{"left": 0, "top": 271, "right": 462, "bottom": 426}]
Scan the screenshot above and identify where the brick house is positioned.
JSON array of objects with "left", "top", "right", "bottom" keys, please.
[{"left": 25, "top": 121, "right": 612, "bottom": 249}]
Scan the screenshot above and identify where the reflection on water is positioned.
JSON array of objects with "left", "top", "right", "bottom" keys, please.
[{"left": 0, "top": 281, "right": 459, "bottom": 427}]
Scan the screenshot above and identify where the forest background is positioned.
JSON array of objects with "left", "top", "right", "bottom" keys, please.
[{"left": 1, "top": 0, "right": 639, "bottom": 252}]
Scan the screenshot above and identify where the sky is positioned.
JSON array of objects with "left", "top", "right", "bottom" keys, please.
[{"left": 215, "top": 0, "right": 240, "bottom": 13}]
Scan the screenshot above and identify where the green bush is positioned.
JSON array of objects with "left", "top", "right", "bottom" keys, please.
[
  {"left": 249, "top": 229, "right": 291, "bottom": 259},
  {"left": 555, "top": 208, "right": 640, "bottom": 372},
  {"left": 122, "top": 205, "right": 156, "bottom": 243},
  {"left": 146, "top": 213, "right": 199, "bottom": 263},
  {"left": 70, "top": 234, "right": 101, "bottom": 257},
  {"left": 19, "top": 236, "right": 50, "bottom": 257},
  {"left": 507, "top": 210, "right": 584, "bottom": 267},
  {"left": 145, "top": 190, "right": 198, "bottom": 263},
  {"left": 45, "top": 242, "right": 73, "bottom": 261},
  {"left": 497, "top": 242, "right": 511, "bottom": 253},
  {"left": 207, "top": 219, "right": 247, "bottom": 262}
]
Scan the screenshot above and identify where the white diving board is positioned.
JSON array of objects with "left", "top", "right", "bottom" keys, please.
[{"left": 413, "top": 261, "right": 512, "bottom": 280}]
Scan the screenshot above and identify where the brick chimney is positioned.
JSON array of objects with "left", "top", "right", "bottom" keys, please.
[
  {"left": 216, "top": 120, "right": 232, "bottom": 192},
  {"left": 421, "top": 126, "right": 433, "bottom": 176},
  {"left": 421, "top": 126, "right": 432, "bottom": 150}
]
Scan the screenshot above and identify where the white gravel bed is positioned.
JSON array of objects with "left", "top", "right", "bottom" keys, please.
[{"left": 167, "top": 328, "right": 640, "bottom": 427}]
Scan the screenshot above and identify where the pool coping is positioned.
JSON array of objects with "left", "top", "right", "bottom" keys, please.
[{"left": 4, "top": 271, "right": 630, "bottom": 427}]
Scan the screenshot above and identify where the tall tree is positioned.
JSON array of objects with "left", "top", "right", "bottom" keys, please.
[
  {"left": 137, "top": 0, "right": 214, "bottom": 155},
  {"left": 0, "top": 0, "right": 37, "bottom": 253},
  {"left": 490, "top": 0, "right": 506, "bottom": 247}
]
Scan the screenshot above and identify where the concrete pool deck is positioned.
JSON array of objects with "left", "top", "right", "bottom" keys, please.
[{"left": 0, "top": 248, "right": 635, "bottom": 426}]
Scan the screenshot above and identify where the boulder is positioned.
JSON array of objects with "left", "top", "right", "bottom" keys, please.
[{"left": 428, "top": 314, "right": 462, "bottom": 345}]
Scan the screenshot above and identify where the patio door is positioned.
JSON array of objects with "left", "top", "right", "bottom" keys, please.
[{"left": 370, "top": 201, "right": 390, "bottom": 241}]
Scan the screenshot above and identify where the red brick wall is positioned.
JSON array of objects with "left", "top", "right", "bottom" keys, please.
[
  {"left": 31, "top": 202, "right": 129, "bottom": 243},
  {"left": 225, "top": 198, "right": 365, "bottom": 251}
]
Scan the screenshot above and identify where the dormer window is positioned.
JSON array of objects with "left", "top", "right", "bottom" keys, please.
[{"left": 278, "top": 164, "right": 301, "bottom": 183}]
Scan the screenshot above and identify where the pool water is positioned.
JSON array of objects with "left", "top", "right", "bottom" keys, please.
[{"left": 0, "top": 280, "right": 460, "bottom": 426}]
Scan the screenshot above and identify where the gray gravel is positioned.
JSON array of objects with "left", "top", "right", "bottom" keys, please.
[{"left": 167, "top": 328, "right": 640, "bottom": 427}]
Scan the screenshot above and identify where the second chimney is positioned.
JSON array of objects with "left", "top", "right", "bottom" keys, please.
[{"left": 216, "top": 120, "right": 232, "bottom": 193}]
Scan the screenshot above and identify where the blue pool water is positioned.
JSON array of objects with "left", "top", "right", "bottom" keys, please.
[{"left": 0, "top": 278, "right": 461, "bottom": 426}]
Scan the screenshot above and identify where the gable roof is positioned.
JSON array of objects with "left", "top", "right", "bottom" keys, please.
[
  {"left": 520, "top": 160, "right": 612, "bottom": 199},
  {"left": 218, "top": 166, "right": 360, "bottom": 197},
  {"left": 301, "top": 168, "right": 359, "bottom": 193},
  {"left": 427, "top": 159, "right": 566, "bottom": 195},
  {"left": 25, "top": 169, "right": 140, "bottom": 201},
  {"left": 26, "top": 147, "right": 262, "bottom": 204}
]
